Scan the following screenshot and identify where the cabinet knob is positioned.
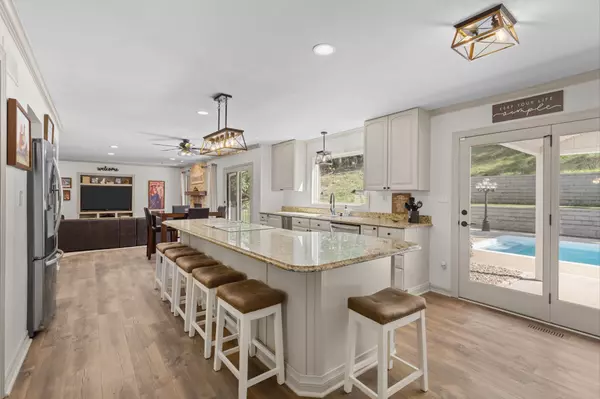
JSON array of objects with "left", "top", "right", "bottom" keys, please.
[{"left": 387, "top": 232, "right": 391, "bottom": 236}]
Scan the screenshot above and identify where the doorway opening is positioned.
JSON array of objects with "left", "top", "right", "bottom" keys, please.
[{"left": 224, "top": 164, "right": 252, "bottom": 223}]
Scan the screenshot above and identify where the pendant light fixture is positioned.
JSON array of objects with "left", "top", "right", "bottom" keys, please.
[
  {"left": 315, "top": 131, "right": 333, "bottom": 166},
  {"left": 451, "top": 4, "right": 519, "bottom": 61},
  {"left": 199, "top": 93, "right": 247, "bottom": 156}
]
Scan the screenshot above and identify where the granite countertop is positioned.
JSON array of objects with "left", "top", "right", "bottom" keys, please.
[
  {"left": 163, "top": 219, "right": 420, "bottom": 272},
  {"left": 261, "top": 211, "right": 433, "bottom": 228}
]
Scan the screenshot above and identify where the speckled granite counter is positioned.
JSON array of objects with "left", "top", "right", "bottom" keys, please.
[
  {"left": 261, "top": 211, "right": 433, "bottom": 228},
  {"left": 163, "top": 219, "right": 419, "bottom": 272}
]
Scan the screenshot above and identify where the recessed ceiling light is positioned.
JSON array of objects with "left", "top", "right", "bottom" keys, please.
[
  {"left": 169, "top": 158, "right": 176, "bottom": 161},
  {"left": 197, "top": 110, "right": 209, "bottom": 115},
  {"left": 108, "top": 152, "right": 115, "bottom": 156},
  {"left": 312, "top": 43, "right": 335, "bottom": 56},
  {"left": 110, "top": 145, "right": 118, "bottom": 149}
]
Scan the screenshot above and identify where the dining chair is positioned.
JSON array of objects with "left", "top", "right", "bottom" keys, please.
[
  {"left": 188, "top": 208, "right": 210, "bottom": 219},
  {"left": 173, "top": 205, "right": 190, "bottom": 213},
  {"left": 144, "top": 207, "right": 159, "bottom": 259}
]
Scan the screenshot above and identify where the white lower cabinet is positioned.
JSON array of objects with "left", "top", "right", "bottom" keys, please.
[
  {"left": 360, "top": 225, "right": 378, "bottom": 236},
  {"left": 292, "top": 226, "right": 310, "bottom": 232},
  {"left": 309, "top": 219, "right": 331, "bottom": 232}
]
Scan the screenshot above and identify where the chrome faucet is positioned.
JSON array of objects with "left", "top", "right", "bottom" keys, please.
[{"left": 329, "top": 193, "right": 336, "bottom": 216}]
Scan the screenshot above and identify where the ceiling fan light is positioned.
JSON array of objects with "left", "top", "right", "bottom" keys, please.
[{"left": 452, "top": 4, "right": 519, "bottom": 61}]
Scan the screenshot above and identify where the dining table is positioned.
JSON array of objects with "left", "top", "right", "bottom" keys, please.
[{"left": 151, "top": 210, "right": 223, "bottom": 242}]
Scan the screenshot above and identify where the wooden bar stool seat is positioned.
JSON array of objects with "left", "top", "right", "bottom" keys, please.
[
  {"left": 344, "top": 288, "right": 428, "bottom": 399},
  {"left": 173, "top": 255, "right": 222, "bottom": 330},
  {"left": 154, "top": 242, "right": 186, "bottom": 292},
  {"left": 213, "top": 279, "right": 286, "bottom": 399},
  {"left": 161, "top": 247, "right": 201, "bottom": 309},
  {"left": 189, "top": 266, "right": 247, "bottom": 358}
]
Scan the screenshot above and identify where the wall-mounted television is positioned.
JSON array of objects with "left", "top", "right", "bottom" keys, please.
[{"left": 80, "top": 186, "right": 133, "bottom": 212}]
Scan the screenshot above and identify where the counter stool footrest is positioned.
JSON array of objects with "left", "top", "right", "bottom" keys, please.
[
  {"left": 251, "top": 339, "right": 275, "bottom": 364},
  {"left": 349, "top": 376, "right": 377, "bottom": 399}
]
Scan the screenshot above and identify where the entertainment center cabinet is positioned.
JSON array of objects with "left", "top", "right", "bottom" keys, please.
[{"left": 78, "top": 173, "right": 134, "bottom": 219}]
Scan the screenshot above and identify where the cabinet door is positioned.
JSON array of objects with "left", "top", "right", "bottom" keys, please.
[
  {"left": 403, "top": 227, "right": 429, "bottom": 292},
  {"left": 363, "top": 117, "right": 388, "bottom": 191},
  {"left": 271, "top": 141, "right": 295, "bottom": 190},
  {"left": 388, "top": 110, "right": 418, "bottom": 190}
]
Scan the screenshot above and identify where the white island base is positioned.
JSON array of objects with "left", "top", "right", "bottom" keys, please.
[{"left": 181, "top": 232, "right": 394, "bottom": 398}]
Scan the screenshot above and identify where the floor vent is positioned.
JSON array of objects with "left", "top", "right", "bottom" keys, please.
[{"left": 528, "top": 323, "right": 565, "bottom": 338}]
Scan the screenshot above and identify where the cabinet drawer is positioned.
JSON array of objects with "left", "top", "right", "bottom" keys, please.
[
  {"left": 360, "top": 225, "right": 378, "bottom": 236},
  {"left": 378, "top": 227, "right": 405, "bottom": 240},
  {"left": 292, "top": 226, "right": 310, "bottom": 232},
  {"left": 292, "top": 217, "right": 310, "bottom": 228},
  {"left": 309, "top": 219, "right": 331, "bottom": 231}
]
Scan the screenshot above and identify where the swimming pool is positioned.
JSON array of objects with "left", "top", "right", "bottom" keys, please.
[{"left": 474, "top": 235, "right": 600, "bottom": 267}]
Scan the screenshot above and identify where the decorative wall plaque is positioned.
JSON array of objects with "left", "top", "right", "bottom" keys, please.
[
  {"left": 492, "top": 90, "right": 564, "bottom": 123},
  {"left": 97, "top": 166, "right": 119, "bottom": 172}
]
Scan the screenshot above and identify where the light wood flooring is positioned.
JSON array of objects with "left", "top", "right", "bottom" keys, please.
[{"left": 9, "top": 247, "right": 600, "bottom": 399}]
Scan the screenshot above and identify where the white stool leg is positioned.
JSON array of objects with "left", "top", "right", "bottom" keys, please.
[
  {"left": 388, "top": 330, "right": 394, "bottom": 370},
  {"left": 160, "top": 256, "right": 167, "bottom": 301},
  {"left": 249, "top": 319, "right": 257, "bottom": 357},
  {"left": 203, "top": 288, "right": 215, "bottom": 359},
  {"left": 417, "top": 310, "right": 429, "bottom": 392},
  {"left": 343, "top": 312, "right": 357, "bottom": 393},
  {"left": 377, "top": 327, "right": 388, "bottom": 399},
  {"left": 172, "top": 268, "right": 181, "bottom": 315},
  {"left": 154, "top": 253, "right": 161, "bottom": 290},
  {"left": 238, "top": 317, "right": 250, "bottom": 399},
  {"left": 188, "top": 283, "right": 198, "bottom": 338},
  {"left": 213, "top": 301, "right": 225, "bottom": 372},
  {"left": 183, "top": 274, "right": 194, "bottom": 332},
  {"left": 273, "top": 305, "right": 285, "bottom": 385}
]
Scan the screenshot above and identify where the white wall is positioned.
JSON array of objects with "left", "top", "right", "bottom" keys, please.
[
  {"left": 211, "top": 146, "right": 283, "bottom": 223},
  {"left": 424, "top": 78, "right": 600, "bottom": 292},
  {"left": 58, "top": 161, "right": 181, "bottom": 219},
  {"left": 0, "top": 1, "right": 62, "bottom": 394}
]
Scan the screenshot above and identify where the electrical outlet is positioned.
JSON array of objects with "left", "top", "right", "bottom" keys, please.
[{"left": 441, "top": 261, "right": 447, "bottom": 270}]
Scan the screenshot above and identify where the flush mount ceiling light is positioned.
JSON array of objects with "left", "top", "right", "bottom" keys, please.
[
  {"left": 199, "top": 93, "right": 247, "bottom": 156},
  {"left": 452, "top": 4, "right": 519, "bottom": 61},
  {"left": 315, "top": 131, "right": 333, "bottom": 166},
  {"left": 312, "top": 43, "right": 335, "bottom": 56},
  {"left": 197, "top": 110, "right": 208, "bottom": 115},
  {"left": 110, "top": 145, "right": 119, "bottom": 149},
  {"left": 108, "top": 152, "right": 115, "bottom": 156}
]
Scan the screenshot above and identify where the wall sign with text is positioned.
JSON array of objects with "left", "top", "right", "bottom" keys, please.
[
  {"left": 97, "top": 166, "right": 119, "bottom": 172},
  {"left": 492, "top": 90, "right": 564, "bottom": 123}
]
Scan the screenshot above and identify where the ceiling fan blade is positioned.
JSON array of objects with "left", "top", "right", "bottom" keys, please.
[
  {"left": 161, "top": 148, "right": 176, "bottom": 152},
  {"left": 152, "top": 143, "right": 180, "bottom": 148},
  {"left": 139, "top": 131, "right": 185, "bottom": 141}
]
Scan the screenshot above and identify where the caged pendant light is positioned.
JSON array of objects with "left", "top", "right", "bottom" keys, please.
[
  {"left": 315, "top": 131, "right": 333, "bottom": 166},
  {"left": 199, "top": 93, "right": 247, "bottom": 156},
  {"left": 451, "top": 4, "right": 519, "bottom": 61}
]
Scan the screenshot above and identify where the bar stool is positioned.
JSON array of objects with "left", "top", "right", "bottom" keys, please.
[
  {"left": 161, "top": 247, "right": 201, "bottom": 309},
  {"left": 173, "top": 255, "right": 222, "bottom": 332},
  {"left": 344, "top": 288, "right": 428, "bottom": 399},
  {"left": 213, "top": 279, "right": 286, "bottom": 399},
  {"left": 189, "top": 265, "right": 246, "bottom": 358},
  {"left": 154, "top": 242, "right": 185, "bottom": 291}
]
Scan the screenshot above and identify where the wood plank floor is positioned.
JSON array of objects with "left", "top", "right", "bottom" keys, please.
[{"left": 10, "top": 247, "right": 600, "bottom": 399}]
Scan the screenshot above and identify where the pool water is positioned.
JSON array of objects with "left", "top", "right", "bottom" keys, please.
[{"left": 474, "top": 235, "right": 600, "bottom": 267}]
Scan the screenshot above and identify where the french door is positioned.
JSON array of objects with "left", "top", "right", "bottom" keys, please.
[
  {"left": 458, "top": 119, "right": 600, "bottom": 336},
  {"left": 225, "top": 165, "right": 252, "bottom": 223}
]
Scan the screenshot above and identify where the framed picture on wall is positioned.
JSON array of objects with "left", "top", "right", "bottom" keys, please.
[
  {"left": 148, "top": 180, "right": 165, "bottom": 210},
  {"left": 61, "top": 177, "right": 72, "bottom": 188},
  {"left": 44, "top": 114, "right": 55, "bottom": 143},
  {"left": 63, "top": 189, "right": 71, "bottom": 201},
  {"left": 7, "top": 98, "right": 32, "bottom": 171}
]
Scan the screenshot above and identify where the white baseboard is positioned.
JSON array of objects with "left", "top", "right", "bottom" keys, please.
[
  {"left": 407, "top": 282, "right": 431, "bottom": 296},
  {"left": 4, "top": 333, "right": 31, "bottom": 396},
  {"left": 429, "top": 285, "right": 453, "bottom": 297}
]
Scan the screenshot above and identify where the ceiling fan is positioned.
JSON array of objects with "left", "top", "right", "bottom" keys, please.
[{"left": 153, "top": 139, "right": 201, "bottom": 156}]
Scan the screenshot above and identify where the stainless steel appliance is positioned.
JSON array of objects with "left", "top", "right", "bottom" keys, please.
[
  {"left": 27, "top": 138, "right": 63, "bottom": 336},
  {"left": 330, "top": 222, "right": 360, "bottom": 234}
]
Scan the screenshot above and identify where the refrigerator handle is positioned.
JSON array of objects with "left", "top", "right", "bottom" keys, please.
[{"left": 52, "top": 157, "right": 64, "bottom": 238}]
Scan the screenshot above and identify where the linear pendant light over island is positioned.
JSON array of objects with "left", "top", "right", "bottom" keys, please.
[{"left": 199, "top": 93, "right": 248, "bottom": 156}]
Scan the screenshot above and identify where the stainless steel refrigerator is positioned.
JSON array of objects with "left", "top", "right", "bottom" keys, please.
[{"left": 27, "top": 138, "right": 63, "bottom": 336}]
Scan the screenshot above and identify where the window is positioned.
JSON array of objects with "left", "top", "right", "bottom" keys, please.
[{"left": 313, "top": 152, "right": 367, "bottom": 206}]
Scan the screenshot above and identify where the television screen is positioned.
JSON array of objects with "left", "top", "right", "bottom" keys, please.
[{"left": 80, "top": 186, "right": 133, "bottom": 212}]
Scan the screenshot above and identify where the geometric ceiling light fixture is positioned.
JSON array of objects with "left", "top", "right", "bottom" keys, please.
[
  {"left": 452, "top": 3, "right": 519, "bottom": 61},
  {"left": 315, "top": 131, "right": 333, "bottom": 166},
  {"left": 199, "top": 93, "right": 247, "bottom": 156}
]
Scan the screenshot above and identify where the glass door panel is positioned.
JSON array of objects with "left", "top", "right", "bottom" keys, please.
[
  {"left": 226, "top": 167, "right": 253, "bottom": 222},
  {"left": 459, "top": 126, "right": 551, "bottom": 321},
  {"left": 551, "top": 118, "right": 600, "bottom": 336},
  {"left": 240, "top": 170, "right": 251, "bottom": 223},
  {"left": 227, "top": 172, "right": 238, "bottom": 221}
]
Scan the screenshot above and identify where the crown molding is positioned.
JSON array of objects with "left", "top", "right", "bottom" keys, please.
[{"left": 0, "top": 0, "right": 62, "bottom": 129}]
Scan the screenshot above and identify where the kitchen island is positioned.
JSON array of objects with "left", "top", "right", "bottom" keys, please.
[{"left": 163, "top": 219, "right": 420, "bottom": 398}]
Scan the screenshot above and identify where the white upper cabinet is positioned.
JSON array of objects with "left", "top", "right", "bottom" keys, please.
[
  {"left": 364, "top": 117, "right": 389, "bottom": 191},
  {"left": 271, "top": 140, "right": 306, "bottom": 191},
  {"left": 364, "top": 108, "right": 430, "bottom": 191}
]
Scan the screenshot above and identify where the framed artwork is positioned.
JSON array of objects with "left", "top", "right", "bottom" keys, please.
[
  {"left": 63, "top": 189, "right": 71, "bottom": 201},
  {"left": 44, "top": 114, "right": 55, "bottom": 143},
  {"left": 61, "top": 177, "right": 72, "bottom": 188},
  {"left": 91, "top": 177, "right": 99, "bottom": 184},
  {"left": 7, "top": 98, "right": 32, "bottom": 171},
  {"left": 148, "top": 180, "right": 165, "bottom": 210}
]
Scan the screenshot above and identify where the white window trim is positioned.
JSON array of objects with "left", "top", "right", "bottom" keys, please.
[{"left": 311, "top": 151, "right": 369, "bottom": 209}]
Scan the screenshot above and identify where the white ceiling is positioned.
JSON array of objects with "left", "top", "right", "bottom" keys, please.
[{"left": 15, "top": 0, "right": 600, "bottom": 166}]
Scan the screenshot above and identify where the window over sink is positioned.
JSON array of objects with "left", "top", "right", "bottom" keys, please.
[{"left": 313, "top": 152, "right": 367, "bottom": 206}]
